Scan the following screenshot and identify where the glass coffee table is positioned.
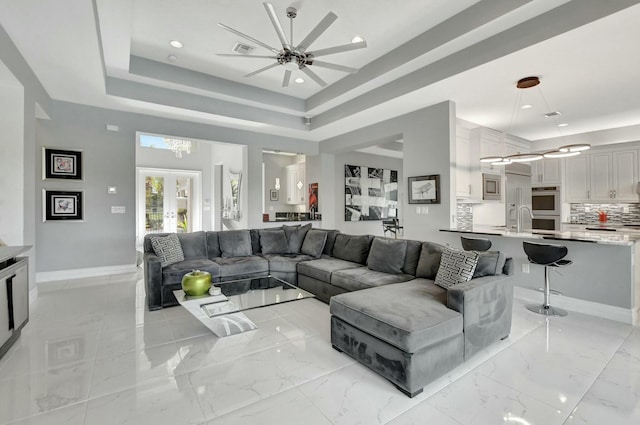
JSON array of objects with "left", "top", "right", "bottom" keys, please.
[{"left": 173, "top": 275, "right": 314, "bottom": 337}]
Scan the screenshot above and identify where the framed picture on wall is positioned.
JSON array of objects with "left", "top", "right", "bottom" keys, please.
[
  {"left": 42, "top": 147, "right": 83, "bottom": 180},
  {"left": 408, "top": 174, "right": 440, "bottom": 204},
  {"left": 270, "top": 189, "right": 279, "bottom": 201},
  {"left": 43, "top": 189, "right": 84, "bottom": 222}
]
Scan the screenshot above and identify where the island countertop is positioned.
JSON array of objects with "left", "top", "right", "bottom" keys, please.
[{"left": 440, "top": 226, "right": 640, "bottom": 246}]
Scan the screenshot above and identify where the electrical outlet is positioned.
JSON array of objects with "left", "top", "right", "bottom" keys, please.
[
  {"left": 416, "top": 206, "right": 421, "bottom": 214},
  {"left": 521, "top": 263, "right": 530, "bottom": 273},
  {"left": 423, "top": 206, "right": 429, "bottom": 214},
  {"left": 111, "top": 206, "right": 126, "bottom": 214}
]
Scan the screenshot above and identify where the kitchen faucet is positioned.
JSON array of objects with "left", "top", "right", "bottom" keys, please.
[{"left": 517, "top": 205, "right": 534, "bottom": 233}]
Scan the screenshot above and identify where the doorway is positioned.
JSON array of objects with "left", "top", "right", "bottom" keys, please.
[{"left": 136, "top": 168, "right": 202, "bottom": 246}]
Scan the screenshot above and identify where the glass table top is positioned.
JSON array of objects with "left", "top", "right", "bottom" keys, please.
[{"left": 191, "top": 276, "right": 315, "bottom": 318}]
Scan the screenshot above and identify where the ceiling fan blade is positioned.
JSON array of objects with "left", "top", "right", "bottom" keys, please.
[
  {"left": 300, "top": 66, "right": 327, "bottom": 87},
  {"left": 217, "top": 23, "right": 280, "bottom": 54},
  {"left": 308, "top": 60, "right": 358, "bottom": 73},
  {"left": 216, "top": 54, "right": 278, "bottom": 59},
  {"left": 244, "top": 62, "right": 280, "bottom": 78},
  {"left": 310, "top": 40, "right": 367, "bottom": 57},
  {"left": 295, "top": 11, "right": 337, "bottom": 52},
  {"left": 282, "top": 70, "right": 292, "bottom": 87},
  {"left": 263, "top": 2, "right": 291, "bottom": 50}
]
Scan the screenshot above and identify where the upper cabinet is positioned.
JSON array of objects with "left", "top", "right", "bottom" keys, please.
[
  {"left": 285, "top": 162, "right": 306, "bottom": 205},
  {"left": 565, "top": 148, "right": 638, "bottom": 202},
  {"left": 531, "top": 158, "right": 560, "bottom": 185},
  {"left": 456, "top": 126, "right": 471, "bottom": 197}
]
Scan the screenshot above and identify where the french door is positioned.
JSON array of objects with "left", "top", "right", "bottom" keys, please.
[{"left": 136, "top": 168, "right": 201, "bottom": 245}]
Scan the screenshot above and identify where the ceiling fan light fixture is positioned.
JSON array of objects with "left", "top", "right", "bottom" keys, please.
[
  {"left": 169, "top": 40, "right": 183, "bottom": 49},
  {"left": 559, "top": 144, "right": 591, "bottom": 153}
]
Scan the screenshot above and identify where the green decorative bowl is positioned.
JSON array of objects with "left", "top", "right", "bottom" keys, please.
[{"left": 181, "top": 270, "right": 211, "bottom": 296}]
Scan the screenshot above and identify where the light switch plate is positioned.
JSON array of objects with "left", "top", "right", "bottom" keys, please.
[{"left": 111, "top": 206, "right": 126, "bottom": 214}]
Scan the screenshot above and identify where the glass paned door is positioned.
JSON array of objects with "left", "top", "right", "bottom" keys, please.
[{"left": 137, "top": 169, "right": 201, "bottom": 244}]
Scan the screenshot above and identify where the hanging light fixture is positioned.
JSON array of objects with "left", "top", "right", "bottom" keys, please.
[
  {"left": 164, "top": 138, "right": 192, "bottom": 158},
  {"left": 480, "top": 76, "right": 590, "bottom": 164}
]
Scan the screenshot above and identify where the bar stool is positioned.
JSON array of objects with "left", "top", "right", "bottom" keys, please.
[
  {"left": 460, "top": 236, "right": 492, "bottom": 251},
  {"left": 523, "top": 241, "right": 572, "bottom": 317}
]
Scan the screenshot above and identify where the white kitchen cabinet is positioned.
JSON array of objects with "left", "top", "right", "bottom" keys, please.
[
  {"left": 285, "top": 163, "right": 305, "bottom": 205},
  {"left": 1, "top": 250, "right": 29, "bottom": 360},
  {"left": 565, "top": 155, "right": 590, "bottom": 202},
  {"left": 531, "top": 158, "right": 560, "bottom": 185},
  {"left": 564, "top": 149, "right": 638, "bottom": 202},
  {"left": 456, "top": 128, "right": 471, "bottom": 197}
]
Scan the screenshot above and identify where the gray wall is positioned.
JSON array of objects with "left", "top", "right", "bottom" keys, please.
[{"left": 321, "top": 101, "right": 456, "bottom": 240}]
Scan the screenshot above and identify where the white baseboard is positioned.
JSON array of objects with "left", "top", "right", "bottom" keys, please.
[
  {"left": 36, "top": 264, "right": 137, "bottom": 283},
  {"left": 29, "top": 287, "right": 38, "bottom": 305},
  {"left": 514, "top": 286, "right": 636, "bottom": 325}
]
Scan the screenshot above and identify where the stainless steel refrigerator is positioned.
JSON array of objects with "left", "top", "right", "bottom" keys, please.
[{"left": 505, "top": 163, "right": 532, "bottom": 231}]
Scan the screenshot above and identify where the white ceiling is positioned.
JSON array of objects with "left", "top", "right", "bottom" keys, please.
[{"left": 1, "top": 0, "right": 640, "bottom": 152}]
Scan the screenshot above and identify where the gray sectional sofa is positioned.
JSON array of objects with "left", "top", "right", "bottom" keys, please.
[{"left": 143, "top": 225, "right": 514, "bottom": 397}]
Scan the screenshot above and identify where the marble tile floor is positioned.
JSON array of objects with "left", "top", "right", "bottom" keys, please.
[{"left": 0, "top": 270, "right": 638, "bottom": 424}]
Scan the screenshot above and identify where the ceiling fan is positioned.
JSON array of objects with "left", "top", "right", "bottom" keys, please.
[{"left": 217, "top": 2, "right": 367, "bottom": 87}]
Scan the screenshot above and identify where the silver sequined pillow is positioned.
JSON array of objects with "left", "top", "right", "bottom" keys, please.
[
  {"left": 435, "top": 247, "right": 479, "bottom": 288},
  {"left": 150, "top": 234, "right": 184, "bottom": 267}
]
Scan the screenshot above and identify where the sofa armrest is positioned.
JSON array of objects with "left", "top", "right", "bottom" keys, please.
[
  {"left": 143, "top": 252, "right": 163, "bottom": 310},
  {"left": 446, "top": 273, "right": 514, "bottom": 358}
]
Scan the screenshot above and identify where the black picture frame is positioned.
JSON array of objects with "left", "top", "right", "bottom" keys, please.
[
  {"left": 43, "top": 147, "right": 83, "bottom": 180},
  {"left": 408, "top": 175, "right": 440, "bottom": 204},
  {"left": 269, "top": 189, "right": 279, "bottom": 201},
  {"left": 43, "top": 189, "right": 84, "bottom": 221}
]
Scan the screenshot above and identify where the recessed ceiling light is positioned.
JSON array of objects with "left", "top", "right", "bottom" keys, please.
[
  {"left": 558, "top": 123, "right": 569, "bottom": 127},
  {"left": 521, "top": 104, "right": 533, "bottom": 109},
  {"left": 351, "top": 35, "right": 364, "bottom": 44},
  {"left": 168, "top": 54, "right": 177, "bottom": 62},
  {"left": 169, "top": 40, "right": 183, "bottom": 48},
  {"left": 295, "top": 77, "right": 305, "bottom": 84},
  {"left": 544, "top": 111, "right": 562, "bottom": 118}
]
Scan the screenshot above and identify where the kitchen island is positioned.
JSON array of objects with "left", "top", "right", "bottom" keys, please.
[{"left": 437, "top": 227, "right": 640, "bottom": 325}]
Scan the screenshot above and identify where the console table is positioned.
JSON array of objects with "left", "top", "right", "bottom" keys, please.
[{"left": 0, "top": 246, "right": 30, "bottom": 360}]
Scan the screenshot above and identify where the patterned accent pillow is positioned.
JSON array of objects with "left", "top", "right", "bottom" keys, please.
[
  {"left": 435, "top": 247, "right": 479, "bottom": 288},
  {"left": 150, "top": 234, "right": 184, "bottom": 267}
]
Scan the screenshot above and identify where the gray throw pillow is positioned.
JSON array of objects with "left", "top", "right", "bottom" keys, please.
[
  {"left": 150, "top": 234, "right": 184, "bottom": 267},
  {"left": 283, "top": 223, "right": 311, "bottom": 253},
  {"left": 301, "top": 229, "right": 328, "bottom": 258},
  {"left": 367, "top": 237, "right": 407, "bottom": 274},
  {"left": 259, "top": 229, "right": 289, "bottom": 255},
  {"left": 332, "top": 234, "right": 372, "bottom": 264},
  {"left": 415, "top": 242, "right": 446, "bottom": 279},
  {"left": 473, "top": 251, "right": 506, "bottom": 278},
  {"left": 435, "top": 247, "right": 479, "bottom": 288},
  {"left": 218, "top": 229, "right": 253, "bottom": 257}
]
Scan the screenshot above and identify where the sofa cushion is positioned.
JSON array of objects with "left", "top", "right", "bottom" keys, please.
[
  {"left": 259, "top": 229, "right": 289, "bottom": 254},
  {"left": 323, "top": 229, "right": 340, "bottom": 256},
  {"left": 367, "top": 237, "right": 407, "bottom": 274},
  {"left": 264, "top": 254, "right": 314, "bottom": 273},
  {"left": 218, "top": 230, "right": 252, "bottom": 257},
  {"left": 205, "top": 231, "right": 221, "bottom": 258},
  {"left": 331, "top": 267, "right": 414, "bottom": 292},
  {"left": 301, "top": 229, "right": 327, "bottom": 258},
  {"left": 415, "top": 241, "right": 446, "bottom": 279},
  {"left": 161, "top": 258, "right": 221, "bottom": 285},
  {"left": 332, "top": 234, "right": 372, "bottom": 264},
  {"left": 176, "top": 231, "right": 207, "bottom": 259},
  {"left": 150, "top": 234, "right": 184, "bottom": 267},
  {"left": 403, "top": 240, "right": 422, "bottom": 276},
  {"left": 213, "top": 256, "right": 268, "bottom": 277},
  {"left": 473, "top": 251, "right": 507, "bottom": 278},
  {"left": 283, "top": 223, "right": 312, "bottom": 253},
  {"left": 297, "top": 256, "right": 363, "bottom": 282},
  {"left": 330, "top": 280, "right": 463, "bottom": 353},
  {"left": 435, "top": 247, "right": 479, "bottom": 288}
]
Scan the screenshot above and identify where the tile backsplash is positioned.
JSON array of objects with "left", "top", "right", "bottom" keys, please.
[
  {"left": 570, "top": 203, "right": 640, "bottom": 224},
  {"left": 457, "top": 203, "right": 473, "bottom": 230}
]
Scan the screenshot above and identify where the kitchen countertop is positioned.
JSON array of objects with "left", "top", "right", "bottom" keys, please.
[{"left": 441, "top": 226, "right": 640, "bottom": 245}]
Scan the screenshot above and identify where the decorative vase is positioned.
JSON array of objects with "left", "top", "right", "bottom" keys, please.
[{"left": 181, "top": 270, "right": 211, "bottom": 296}]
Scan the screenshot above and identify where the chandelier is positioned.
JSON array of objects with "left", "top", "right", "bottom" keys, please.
[{"left": 164, "top": 138, "right": 192, "bottom": 158}]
